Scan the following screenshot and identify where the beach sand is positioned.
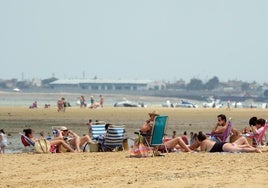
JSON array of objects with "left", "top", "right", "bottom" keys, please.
[{"left": 1, "top": 107, "right": 268, "bottom": 187}]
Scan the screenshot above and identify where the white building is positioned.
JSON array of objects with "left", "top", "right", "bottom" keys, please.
[{"left": 49, "top": 79, "right": 165, "bottom": 91}]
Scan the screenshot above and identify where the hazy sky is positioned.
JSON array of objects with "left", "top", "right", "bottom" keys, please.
[{"left": 0, "top": 1, "right": 267, "bottom": 83}]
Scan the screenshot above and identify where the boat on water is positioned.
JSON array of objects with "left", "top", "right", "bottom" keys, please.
[
  {"left": 162, "top": 100, "right": 173, "bottom": 108},
  {"left": 113, "top": 100, "right": 146, "bottom": 107},
  {"left": 203, "top": 97, "right": 223, "bottom": 108},
  {"left": 13, "top": 88, "right": 21, "bottom": 92},
  {"left": 162, "top": 99, "right": 197, "bottom": 108},
  {"left": 173, "top": 100, "right": 198, "bottom": 108}
]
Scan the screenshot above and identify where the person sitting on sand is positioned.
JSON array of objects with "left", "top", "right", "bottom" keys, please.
[
  {"left": 247, "top": 118, "right": 266, "bottom": 146},
  {"left": 230, "top": 117, "right": 264, "bottom": 145},
  {"left": 181, "top": 131, "right": 189, "bottom": 145},
  {"left": 29, "top": 101, "right": 38, "bottom": 109},
  {"left": 230, "top": 116, "right": 257, "bottom": 142},
  {"left": 140, "top": 111, "right": 192, "bottom": 152},
  {"left": 23, "top": 128, "right": 75, "bottom": 152},
  {"left": 209, "top": 114, "right": 228, "bottom": 142},
  {"left": 250, "top": 118, "right": 266, "bottom": 136},
  {"left": 244, "top": 116, "right": 258, "bottom": 134},
  {"left": 54, "top": 126, "right": 95, "bottom": 152},
  {"left": 189, "top": 132, "right": 194, "bottom": 145},
  {"left": 195, "top": 131, "right": 261, "bottom": 153}
]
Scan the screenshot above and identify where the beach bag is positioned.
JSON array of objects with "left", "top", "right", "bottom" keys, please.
[
  {"left": 34, "top": 139, "right": 51, "bottom": 153},
  {"left": 130, "top": 133, "right": 152, "bottom": 158}
]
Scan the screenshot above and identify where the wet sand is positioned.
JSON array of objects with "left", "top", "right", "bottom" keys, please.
[{"left": 0, "top": 107, "right": 268, "bottom": 187}]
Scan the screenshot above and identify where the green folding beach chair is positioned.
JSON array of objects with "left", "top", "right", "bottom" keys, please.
[{"left": 143, "top": 115, "right": 169, "bottom": 156}]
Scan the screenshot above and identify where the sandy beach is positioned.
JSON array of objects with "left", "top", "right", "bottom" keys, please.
[{"left": 1, "top": 107, "right": 268, "bottom": 187}]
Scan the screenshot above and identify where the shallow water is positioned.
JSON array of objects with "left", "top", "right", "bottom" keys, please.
[{"left": 0, "top": 91, "right": 177, "bottom": 107}]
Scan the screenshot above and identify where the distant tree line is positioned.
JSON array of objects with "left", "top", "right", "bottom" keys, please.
[
  {"left": 0, "top": 76, "right": 267, "bottom": 98},
  {"left": 166, "top": 76, "right": 266, "bottom": 93},
  {"left": 166, "top": 76, "right": 220, "bottom": 90}
]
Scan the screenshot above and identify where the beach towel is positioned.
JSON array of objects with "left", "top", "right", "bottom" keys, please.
[
  {"left": 34, "top": 139, "right": 51, "bottom": 153},
  {"left": 130, "top": 133, "right": 152, "bottom": 158}
]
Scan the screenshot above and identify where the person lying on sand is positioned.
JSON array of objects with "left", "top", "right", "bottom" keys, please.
[{"left": 195, "top": 131, "right": 261, "bottom": 153}]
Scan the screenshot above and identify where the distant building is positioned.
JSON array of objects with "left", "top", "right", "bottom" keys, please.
[
  {"left": 263, "top": 86, "right": 268, "bottom": 98},
  {"left": 32, "top": 78, "right": 42, "bottom": 87},
  {"left": 49, "top": 79, "right": 164, "bottom": 91}
]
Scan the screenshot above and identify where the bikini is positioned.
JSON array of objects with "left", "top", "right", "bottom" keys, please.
[{"left": 209, "top": 142, "right": 227, "bottom": 152}]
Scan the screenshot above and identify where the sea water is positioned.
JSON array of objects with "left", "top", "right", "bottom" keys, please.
[{"left": 0, "top": 91, "right": 173, "bottom": 108}]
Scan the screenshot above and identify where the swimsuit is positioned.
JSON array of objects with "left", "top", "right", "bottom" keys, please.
[{"left": 209, "top": 142, "right": 227, "bottom": 152}]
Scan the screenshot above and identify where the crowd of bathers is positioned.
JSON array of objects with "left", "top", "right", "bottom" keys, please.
[
  {"left": 2, "top": 111, "right": 267, "bottom": 154},
  {"left": 138, "top": 111, "right": 267, "bottom": 153}
]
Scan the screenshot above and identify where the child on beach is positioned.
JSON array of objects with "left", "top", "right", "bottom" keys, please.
[{"left": 0, "top": 129, "right": 7, "bottom": 154}]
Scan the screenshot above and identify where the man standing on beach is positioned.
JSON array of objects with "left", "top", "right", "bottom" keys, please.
[{"left": 99, "top": 95, "right": 104, "bottom": 108}]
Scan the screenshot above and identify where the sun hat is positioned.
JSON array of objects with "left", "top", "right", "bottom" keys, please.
[
  {"left": 60, "top": 126, "right": 68, "bottom": 131},
  {"left": 148, "top": 111, "right": 159, "bottom": 116}
]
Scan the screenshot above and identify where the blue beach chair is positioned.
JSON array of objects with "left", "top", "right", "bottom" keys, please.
[
  {"left": 90, "top": 122, "right": 106, "bottom": 142},
  {"left": 101, "top": 126, "right": 126, "bottom": 152},
  {"left": 83, "top": 121, "right": 107, "bottom": 152}
]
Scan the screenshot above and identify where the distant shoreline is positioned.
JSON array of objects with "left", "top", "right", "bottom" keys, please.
[{"left": 2, "top": 87, "right": 267, "bottom": 103}]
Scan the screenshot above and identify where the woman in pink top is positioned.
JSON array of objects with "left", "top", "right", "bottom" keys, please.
[{"left": 251, "top": 118, "right": 266, "bottom": 145}]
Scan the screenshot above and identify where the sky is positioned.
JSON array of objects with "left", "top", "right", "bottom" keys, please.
[{"left": 0, "top": 1, "right": 267, "bottom": 83}]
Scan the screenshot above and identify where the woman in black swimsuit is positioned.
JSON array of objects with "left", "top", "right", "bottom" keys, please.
[
  {"left": 209, "top": 142, "right": 226, "bottom": 152},
  {"left": 196, "top": 132, "right": 261, "bottom": 153}
]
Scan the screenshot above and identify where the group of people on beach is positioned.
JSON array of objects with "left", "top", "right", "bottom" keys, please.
[
  {"left": 57, "top": 94, "right": 105, "bottom": 112},
  {"left": 28, "top": 94, "right": 104, "bottom": 112},
  {"left": 21, "top": 117, "right": 117, "bottom": 153},
  {"left": 57, "top": 97, "right": 68, "bottom": 112},
  {"left": 136, "top": 111, "right": 266, "bottom": 154},
  {"left": 6, "top": 107, "right": 265, "bottom": 155},
  {"left": 22, "top": 125, "right": 96, "bottom": 153},
  {"left": 79, "top": 95, "right": 104, "bottom": 109}
]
